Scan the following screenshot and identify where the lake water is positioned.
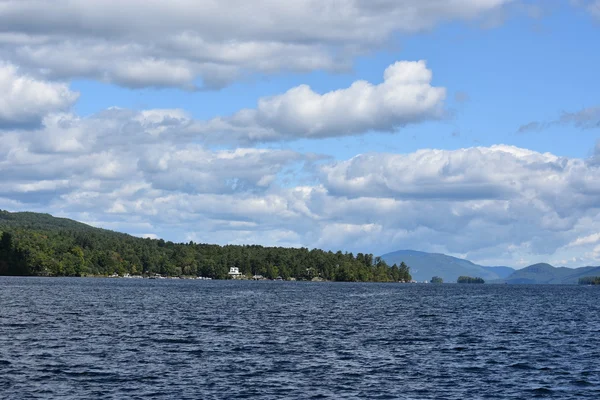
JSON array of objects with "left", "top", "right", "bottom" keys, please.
[{"left": 0, "top": 278, "right": 599, "bottom": 399}]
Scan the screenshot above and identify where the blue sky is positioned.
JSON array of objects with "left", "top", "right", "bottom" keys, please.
[{"left": 1, "top": 0, "right": 600, "bottom": 268}]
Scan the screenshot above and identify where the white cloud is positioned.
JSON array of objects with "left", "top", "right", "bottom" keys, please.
[
  {"left": 137, "top": 145, "right": 306, "bottom": 194},
  {"left": 21, "top": 108, "right": 193, "bottom": 155},
  {"left": 0, "top": 0, "right": 514, "bottom": 89},
  {"left": 0, "top": 106, "right": 312, "bottom": 205},
  {"left": 567, "top": 233, "right": 600, "bottom": 247},
  {"left": 3, "top": 104, "right": 600, "bottom": 268},
  {"left": 194, "top": 60, "right": 445, "bottom": 142},
  {"left": 320, "top": 145, "right": 566, "bottom": 200},
  {"left": 1, "top": 60, "right": 442, "bottom": 145},
  {"left": 0, "top": 63, "right": 78, "bottom": 128}
]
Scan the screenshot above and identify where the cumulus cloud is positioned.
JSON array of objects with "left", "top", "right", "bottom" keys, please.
[
  {"left": 3, "top": 107, "right": 600, "bottom": 268},
  {"left": 2, "top": 151, "right": 305, "bottom": 204},
  {"left": 311, "top": 145, "right": 600, "bottom": 263},
  {"left": 137, "top": 146, "right": 306, "bottom": 194},
  {"left": 0, "top": 63, "right": 78, "bottom": 128},
  {"left": 20, "top": 108, "right": 193, "bottom": 155},
  {"left": 193, "top": 61, "right": 445, "bottom": 142},
  {"left": 568, "top": 233, "right": 600, "bottom": 247},
  {"left": 320, "top": 145, "right": 567, "bottom": 200},
  {"left": 0, "top": 105, "right": 318, "bottom": 218},
  {"left": 0, "top": 0, "right": 513, "bottom": 89}
]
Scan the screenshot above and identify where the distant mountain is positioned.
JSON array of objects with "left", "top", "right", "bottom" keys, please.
[
  {"left": 501, "top": 263, "right": 600, "bottom": 284},
  {"left": 380, "top": 250, "right": 513, "bottom": 283},
  {"left": 381, "top": 250, "right": 600, "bottom": 284}
]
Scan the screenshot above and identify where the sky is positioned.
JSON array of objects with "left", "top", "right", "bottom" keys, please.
[{"left": 1, "top": 0, "right": 600, "bottom": 268}]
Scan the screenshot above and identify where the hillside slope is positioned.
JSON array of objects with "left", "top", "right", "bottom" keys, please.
[
  {"left": 0, "top": 210, "right": 107, "bottom": 232},
  {"left": 0, "top": 210, "right": 403, "bottom": 281}
]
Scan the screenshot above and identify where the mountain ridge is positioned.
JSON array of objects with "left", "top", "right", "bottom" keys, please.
[
  {"left": 500, "top": 263, "right": 600, "bottom": 284},
  {"left": 380, "top": 249, "right": 513, "bottom": 282},
  {"left": 381, "top": 249, "right": 600, "bottom": 284}
]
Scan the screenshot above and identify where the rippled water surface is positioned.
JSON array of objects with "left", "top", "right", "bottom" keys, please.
[{"left": 1, "top": 278, "right": 599, "bottom": 399}]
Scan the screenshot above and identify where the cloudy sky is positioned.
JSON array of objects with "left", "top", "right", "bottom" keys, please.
[{"left": 1, "top": 0, "right": 600, "bottom": 268}]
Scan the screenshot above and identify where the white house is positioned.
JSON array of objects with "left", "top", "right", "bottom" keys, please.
[{"left": 228, "top": 267, "right": 242, "bottom": 279}]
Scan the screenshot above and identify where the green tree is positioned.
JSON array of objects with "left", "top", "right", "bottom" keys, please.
[
  {"left": 398, "top": 262, "right": 412, "bottom": 282},
  {"left": 457, "top": 276, "right": 485, "bottom": 284},
  {"left": 0, "top": 209, "right": 425, "bottom": 282}
]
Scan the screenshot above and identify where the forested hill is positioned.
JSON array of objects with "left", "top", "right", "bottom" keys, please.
[
  {"left": 0, "top": 210, "right": 411, "bottom": 282},
  {"left": 0, "top": 211, "right": 112, "bottom": 232}
]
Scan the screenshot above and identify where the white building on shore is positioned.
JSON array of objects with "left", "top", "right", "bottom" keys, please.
[{"left": 228, "top": 267, "right": 243, "bottom": 279}]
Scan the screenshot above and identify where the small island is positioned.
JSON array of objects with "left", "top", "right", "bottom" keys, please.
[
  {"left": 457, "top": 276, "right": 485, "bottom": 284},
  {"left": 431, "top": 276, "right": 443, "bottom": 284},
  {"left": 578, "top": 276, "right": 600, "bottom": 285}
]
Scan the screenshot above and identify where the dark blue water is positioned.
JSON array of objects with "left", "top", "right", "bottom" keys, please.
[{"left": 1, "top": 278, "right": 599, "bottom": 399}]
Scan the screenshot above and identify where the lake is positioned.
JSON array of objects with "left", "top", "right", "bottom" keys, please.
[{"left": 1, "top": 277, "right": 599, "bottom": 399}]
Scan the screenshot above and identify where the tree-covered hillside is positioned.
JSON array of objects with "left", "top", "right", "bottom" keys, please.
[{"left": 0, "top": 210, "right": 411, "bottom": 282}]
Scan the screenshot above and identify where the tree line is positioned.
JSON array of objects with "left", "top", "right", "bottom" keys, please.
[
  {"left": 578, "top": 276, "right": 600, "bottom": 285},
  {"left": 0, "top": 210, "right": 412, "bottom": 282},
  {"left": 457, "top": 276, "right": 485, "bottom": 284}
]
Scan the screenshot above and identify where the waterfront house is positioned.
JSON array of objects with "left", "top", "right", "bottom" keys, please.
[{"left": 228, "top": 267, "right": 243, "bottom": 279}]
